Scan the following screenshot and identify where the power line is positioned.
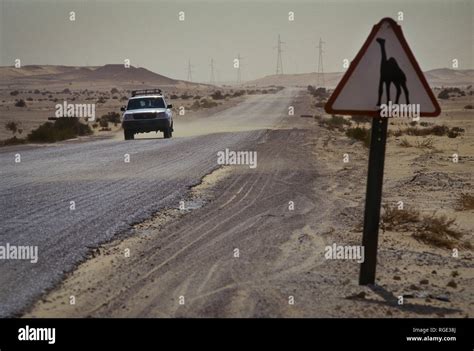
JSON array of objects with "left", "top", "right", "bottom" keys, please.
[
  {"left": 316, "top": 38, "right": 325, "bottom": 87},
  {"left": 275, "top": 34, "right": 284, "bottom": 75}
]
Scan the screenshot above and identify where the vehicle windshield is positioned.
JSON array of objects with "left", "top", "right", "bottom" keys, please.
[{"left": 127, "top": 97, "right": 165, "bottom": 110}]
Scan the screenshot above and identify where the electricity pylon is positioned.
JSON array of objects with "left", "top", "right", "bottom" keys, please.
[
  {"left": 316, "top": 38, "right": 325, "bottom": 87},
  {"left": 210, "top": 58, "right": 216, "bottom": 84},
  {"left": 186, "top": 59, "right": 193, "bottom": 82},
  {"left": 275, "top": 34, "right": 284, "bottom": 75}
]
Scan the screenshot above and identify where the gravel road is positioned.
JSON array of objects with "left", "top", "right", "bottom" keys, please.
[{"left": 0, "top": 88, "right": 299, "bottom": 317}]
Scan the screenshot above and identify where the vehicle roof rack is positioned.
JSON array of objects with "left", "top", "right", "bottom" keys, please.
[{"left": 131, "top": 89, "right": 163, "bottom": 97}]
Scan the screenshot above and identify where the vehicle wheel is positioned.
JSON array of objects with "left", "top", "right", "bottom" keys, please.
[
  {"left": 163, "top": 128, "right": 172, "bottom": 139},
  {"left": 124, "top": 129, "right": 134, "bottom": 140}
]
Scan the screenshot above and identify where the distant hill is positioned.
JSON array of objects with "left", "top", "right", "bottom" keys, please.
[
  {"left": 424, "top": 69, "right": 474, "bottom": 87},
  {"left": 245, "top": 69, "right": 474, "bottom": 88},
  {"left": 79, "top": 64, "right": 178, "bottom": 85},
  {"left": 0, "top": 65, "right": 78, "bottom": 79},
  {"left": 243, "top": 72, "right": 343, "bottom": 88},
  {"left": 0, "top": 64, "right": 198, "bottom": 88},
  {"left": 1, "top": 65, "right": 471, "bottom": 89}
]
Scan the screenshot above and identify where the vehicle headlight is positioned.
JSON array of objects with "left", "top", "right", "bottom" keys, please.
[{"left": 123, "top": 113, "right": 133, "bottom": 121}]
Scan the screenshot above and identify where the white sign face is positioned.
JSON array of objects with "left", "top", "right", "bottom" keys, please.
[{"left": 326, "top": 18, "right": 440, "bottom": 117}]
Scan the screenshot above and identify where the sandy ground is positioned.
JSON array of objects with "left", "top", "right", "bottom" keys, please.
[{"left": 26, "top": 89, "right": 473, "bottom": 318}]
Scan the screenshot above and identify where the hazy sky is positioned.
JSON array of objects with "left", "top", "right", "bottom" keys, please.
[{"left": 1, "top": 0, "right": 472, "bottom": 82}]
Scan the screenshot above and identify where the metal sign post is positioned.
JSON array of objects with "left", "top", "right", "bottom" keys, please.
[
  {"left": 359, "top": 115, "right": 388, "bottom": 285},
  {"left": 325, "top": 18, "right": 441, "bottom": 285}
]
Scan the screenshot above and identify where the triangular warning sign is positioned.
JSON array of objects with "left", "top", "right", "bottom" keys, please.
[{"left": 325, "top": 18, "right": 441, "bottom": 117}]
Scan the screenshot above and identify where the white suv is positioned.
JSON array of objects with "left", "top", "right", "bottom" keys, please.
[{"left": 121, "top": 89, "right": 173, "bottom": 140}]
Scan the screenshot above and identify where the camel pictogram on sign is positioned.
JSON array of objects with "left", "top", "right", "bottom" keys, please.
[{"left": 375, "top": 37, "right": 410, "bottom": 105}]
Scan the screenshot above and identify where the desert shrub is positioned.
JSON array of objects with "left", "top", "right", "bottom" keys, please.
[
  {"left": 447, "top": 130, "right": 460, "bottom": 138},
  {"left": 351, "top": 115, "right": 372, "bottom": 125},
  {"left": 27, "top": 118, "right": 92, "bottom": 143},
  {"left": 233, "top": 90, "right": 246, "bottom": 97},
  {"left": 307, "top": 85, "right": 329, "bottom": 98},
  {"left": 399, "top": 137, "right": 435, "bottom": 148},
  {"left": 97, "top": 97, "right": 107, "bottom": 104},
  {"left": 101, "top": 112, "right": 121, "bottom": 124},
  {"left": 62, "top": 88, "right": 71, "bottom": 94},
  {"left": 382, "top": 205, "right": 470, "bottom": 249},
  {"left": 315, "top": 101, "right": 326, "bottom": 108},
  {"left": 399, "top": 138, "right": 411, "bottom": 147},
  {"left": 10, "top": 90, "right": 19, "bottom": 96},
  {"left": 15, "top": 99, "right": 26, "bottom": 107},
  {"left": 413, "top": 214, "right": 469, "bottom": 249},
  {"left": 456, "top": 193, "right": 474, "bottom": 211},
  {"left": 345, "top": 127, "right": 371, "bottom": 147},
  {"left": 464, "top": 104, "right": 473, "bottom": 109},
  {"left": 404, "top": 125, "right": 451, "bottom": 137},
  {"left": 319, "top": 115, "right": 350, "bottom": 132},
  {"left": 0, "top": 136, "right": 27, "bottom": 146},
  {"left": 211, "top": 90, "right": 224, "bottom": 100},
  {"left": 200, "top": 99, "right": 218, "bottom": 108},
  {"left": 437, "top": 90, "right": 449, "bottom": 99},
  {"left": 324, "top": 115, "right": 350, "bottom": 127},
  {"left": 99, "top": 119, "right": 109, "bottom": 128},
  {"left": 34, "top": 89, "right": 41, "bottom": 94},
  {"left": 415, "top": 137, "right": 434, "bottom": 149},
  {"left": 451, "top": 126, "right": 465, "bottom": 133},
  {"left": 438, "top": 87, "right": 464, "bottom": 100},
  {"left": 111, "top": 88, "right": 119, "bottom": 94},
  {"left": 431, "top": 125, "right": 450, "bottom": 136},
  {"left": 191, "top": 100, "right": 201, "bottom": 110},
  {"left": 381, "top": 205, "right": 421, "bottom": 232},
  {"left": 170, "top": 94, "right": 179, "bottom": 99},
  {"left": 5, "top": 121, "right": 23, "bottom": 135},
  {"left": 180, "top": 93, "right": 192, "bottom": 100}
]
